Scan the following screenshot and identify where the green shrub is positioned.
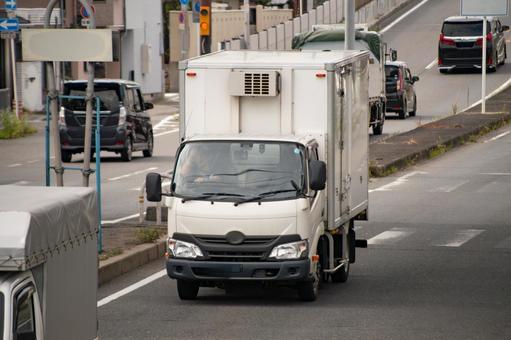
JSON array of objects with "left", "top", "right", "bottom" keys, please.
[
  {"left": 0, "top": 111, "right": 37, "bottom": 139},
  {"left": 135, "top": 228, "right": 162, "bottom": 244}
]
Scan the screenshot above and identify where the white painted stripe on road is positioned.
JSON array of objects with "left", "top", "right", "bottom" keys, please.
[
  {"left": 7, "top": 163, "right": 22, "bottom": 168},
  {"left": 428, "top": 180, "right": 468, "bottom": 193},
  {"left": 369, "top": 171, "right": 427, "bottom": 193},
  {"left": 425, "top": 58, "right": 437, "bottom": 70},
  {"left": 484, "top": 131, "right": 511, "bottom": 143},
  {"left": 108, "top": 167, "right": 158, "bottom": 182},
  {"left": 154, "top": 128, "right": 179, "bottom": 137},
  {"left": 495, "top": 235, "right": 511, "bottom": 249},
  {"left": 480, "top": 173, "right": 511, "bottom": 176},
  {"left": 102, "top": 213, "right": 141, "bottom": 225},
  {"left": 380, "top": 0, "right": 430, "bottom": 34},
  {"left": 27, "top": 160, "right": 39, "bottom": 164},
  {"left": 433, "top": 229, "right": 484, "bottom": 247},
  {"left": 10, "top": 181, "right": 29, "bottom": 185},
  {"left": 97, "top": 269, "right": 167, "bottom": 307},
  {"left": 464, "top": 78, "right": 511, "bottom": 112},
  {"left": 368, "top": 228, "right": 413, "bottom": 245}
]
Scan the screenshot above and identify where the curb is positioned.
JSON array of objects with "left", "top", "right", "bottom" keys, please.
[
  {"left": 98, "top": 238, "right": 166, "bottom": 285},
  {"left": 369, "top": 112, "right": 511, "bottom": 177}
]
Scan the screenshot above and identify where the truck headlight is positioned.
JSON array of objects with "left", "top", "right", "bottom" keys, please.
[
  {"left": 269, "top": 240, "right": 308, "bottom": 260},
  {"left": 168, "top": 238, "right": 203, "bottom": 259}
]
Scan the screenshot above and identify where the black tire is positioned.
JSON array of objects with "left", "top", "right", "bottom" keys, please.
[
  {"left": 499, "top": 47, "right": 506, "bottom": 65},
  {"left": 439, "top": 69, "right": 448, "bottom": 74},
  {"left": 398, "top": 97, "right": 407, "bottom": 120},
  {"left": 297, "top": 280, "right": 318, "bottom": 301},
  {"left": 177, "top": 280, "right": 199, "bottom": 300},
  {"left": 120, "top": 136, "right": 133, "bottom": 162},
  {"left": 409, "top": 94, "right": 417, "bottom": 117},
  {"left": 331, "top": 261, "right": 350, "bottom": 283},
  {"left": 61, "top": 150, "right": 72, "bottom": 163},
  {"left": 143, "top": 132, "right": 153, "bottom": 158},
  {"left": 372, "top": 123, "right": 383, "bottom": 135}
]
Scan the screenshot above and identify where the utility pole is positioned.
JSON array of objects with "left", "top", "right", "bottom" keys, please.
[
  {"left": 243, "top": 0, "right": 250, "bottom": 49},
  {"left": 344, "top": 0, "right": 355, "bottom": 50},
  {"left": 180, "top": 1, "right": 189, "bottom": 60}
]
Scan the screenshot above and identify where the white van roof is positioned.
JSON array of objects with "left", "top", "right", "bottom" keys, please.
[{"left": 0, "top": 186, "right": 97, "bottom": 271}]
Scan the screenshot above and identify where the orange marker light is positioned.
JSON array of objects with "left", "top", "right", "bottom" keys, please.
[
  {"left": 312, "top": 255, "right": 320, "bottom": 262},
  {"left": 186, "top": 72, "right": 197, "bottom": 77},
  {"left": 316, "top": 73, "right": 326, "bottom": 78}
]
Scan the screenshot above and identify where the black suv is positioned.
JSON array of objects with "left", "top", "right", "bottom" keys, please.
[
  {"left": 59, "top": 79, "right": 154, "bottom": 162},
  {"left": 385, "top": 61, "right": 419, "bottom": 119},
  {"left": 438, "top": 16, "right": 509, "bottom": 73}
]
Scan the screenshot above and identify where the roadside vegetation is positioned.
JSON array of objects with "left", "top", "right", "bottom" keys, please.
[
  {"left": 135, "top": 228, "right": 164, "bottom": 244},
  {"left": 0, "top": 111, "right": 37, "bottom": 139}
]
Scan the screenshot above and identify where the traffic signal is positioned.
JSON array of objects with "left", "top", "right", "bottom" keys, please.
[{"left": 199, "top": 6, "right": 210, "bottom": 36}]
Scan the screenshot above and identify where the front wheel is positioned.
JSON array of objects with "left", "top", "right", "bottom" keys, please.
[
  {"left": 409, "top": 94, "right": 417, "bottom": 117},
  {"left": 143, "top": 132, "right": 153, "bottom": 158},
  {"left": 177, "top": 280, "right": 199, "bottom": 300},
  {"left": 61, "top": 150, "right": 72, "bottom": 163},
  {"left": 120, "top": 136, "right": 133, "bottom": 162},
  {"left": 297, "top": 280, "right": 318, "bottom": 301},
  {"left": 372, "top": 123, "right": 383, "bottom": 135},
  {"left": 398, "top": 97, "right": 407, "bottom": 120},
  {"left": 331, "top": 261, "right": 349, "bottom": 283}
]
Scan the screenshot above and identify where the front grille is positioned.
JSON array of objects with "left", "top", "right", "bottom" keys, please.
[
  {"left": 196, "top": 235, "right": 277, "bottom": 245},
  {"left": 207, "top": 250, "right": 265, "bottom": 262}
]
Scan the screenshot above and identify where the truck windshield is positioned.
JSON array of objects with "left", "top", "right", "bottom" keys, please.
[{"left": 173, "top": 141, "right": 305, "bottom": 202}]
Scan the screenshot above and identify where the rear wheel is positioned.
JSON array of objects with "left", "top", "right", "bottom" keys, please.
[
  {"left": 331, "top": 260, "right": 349, "bottom": 283},
  {"left": 372, "top": 123, "right": 383, "bottom": 135},
  {"left": 177, "top": 280, "right": 199, "bottom": 300},
  {"left": 409, "top": 94, "right": 417, "bottom": 117},
  {"left": 61, "top": 150, "right": 72, "bottom": 163},
  {"left": 398, "top": 97, "right": 407, "bottom": 120},
  {"left": 439, "top": 69, "right": 448, "bottom": 74},
  {"left": 120, "top": 136, "right": 133, "bottom": 162},
  {"left": 143, "top": 132, "right": 153, "bottom": 158},
  {"left": 499, "top": 47, "right": 506, "bottom": 65}
]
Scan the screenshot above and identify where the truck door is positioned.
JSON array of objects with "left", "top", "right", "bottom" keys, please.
[
  {"left": 12, "top": 284, "right": 39, "bottom": 340},
  {"left": 337, "top": 66, "right": 351, "bottom": 220}
]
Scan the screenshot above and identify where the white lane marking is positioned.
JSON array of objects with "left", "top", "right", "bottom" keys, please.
[
  {"left": 464, "top": 78, "right": 511, "bottom": 112},
  {"left": 102, "top": 213, "right": 141, "bottom": 225},
  {"left": 368, "top": 228, "right": 413, "bottom": 245},
  {"left": 10, "top": 181, "right": 29, "bottom": 185},
  {"left": 484, "top": 131, "right": 511, "bottom": 143},
  {"left": 427, "top": 180, "right": 468, "bottom": 193},
  {"left": 425, "top": 58, "right": 437, "bottom": 70},
  {"left": 154, "top": 128, "right": 179, "bottom": 138},
  {"left": 495, "top": 235, "right": 511, "bottom": 249},
  {"left": 97, "top": 269, "right": 167, "bottom": 307},
  {"left": 480, "top": 173, "right": 511, "bottom": 176},
  {"left": 108, "top": 167, "right": 158, "bottom": 182},
  {"left": 380, "top": 0, "right": 430, "bottom": 34},
  {"left": 8, "top": 163, "right": 22, "bottom": 168},
  {"left": 433, "top": 229, "right": 484, "bottom": 247},
  {"left": 153, "top": 115, "right": 179, "bottom": 130},
  {"left": 27, "top": 160, "right": 39, "bottom": 164},
  {"left": 369, "top": 171, "right": 427, "bottom": 193}
]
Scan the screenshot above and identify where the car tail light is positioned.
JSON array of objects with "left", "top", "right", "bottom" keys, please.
[
  {"left": 439, "top": 33, "right": 455, "bottom": 46},
  {"left": 438, "top": 57, "right": 443, "bottom": 66},
  {"left": 118, "top": 106, "right": 127, "bottom": 126},
  {"left": 488, "top": 56, "right": 493, "bottom": 65},
  {"left": 58, "top": 107, "right": 66, "bottom": 126},
  {"left": 397, "top": 70, "right": 404, "bottom": 91},
  {"left": 476, "top": 33, "right": 493, "bottom": 46}
]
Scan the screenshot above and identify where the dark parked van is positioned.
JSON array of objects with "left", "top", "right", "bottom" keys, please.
[
  {"left": 385, "top": 61, "right": 419, "bottom": 120},
  {"left": 59, "top": 79, "right": 154, "bottom": 162},
  {"left": 438, "top": 16, "right": 508, "bottom": 73}
]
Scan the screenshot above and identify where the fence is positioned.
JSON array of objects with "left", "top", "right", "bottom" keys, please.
[{"left": 221, "top": 0, "right": 409, "bottom": 51}]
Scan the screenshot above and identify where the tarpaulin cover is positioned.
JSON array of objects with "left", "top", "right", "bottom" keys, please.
[
  {"left": 0, "top": 186, "right": 98, "bottom": 270},
  {"left": 292, "top": 28, "right": 382, "bottom": 61}
]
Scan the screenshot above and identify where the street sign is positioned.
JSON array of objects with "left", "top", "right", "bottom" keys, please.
[
  {"left": 0, "top": 31, "right": 16, "bottom": 39},
  {"left": 0, "top": 18, "right": 19, "bottom": 32},
  {"left": 460, "top": 0, "right": 509, "bottom": 17},
  {"left": 180, "top": 0, "right": 189, "bottom": 5},
  {"left": 22, "top": 29, "right": 113, "bottom": 62},
  {"left": 192, "top": 0, "right": 201, "bottom": 23},
  {"left": 1, "top": 0, "right": 16, "bottom": 10},
  {"left": 80, "top": 4, "right": 95, "bottom": 18}
]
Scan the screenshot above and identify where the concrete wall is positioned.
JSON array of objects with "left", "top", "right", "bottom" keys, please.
[
  {"left": 122, "top": 0, "right": 164, "bottom": 96},
  {"left": 20, "top": 62, "right": 44, "bottom": 112}
]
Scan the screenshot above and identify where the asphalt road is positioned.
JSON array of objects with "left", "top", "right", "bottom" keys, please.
[
  {"left": 97, "top": 123, "right": 511, "bottom": 339},
  {"left": 377, "top": 0, "right": 511, "bottom": 137}
]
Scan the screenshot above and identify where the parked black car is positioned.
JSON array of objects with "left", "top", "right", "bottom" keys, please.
[
  {"left": 59, "top": 79, "right": 154, "bottom": 162},
  {"left": 438, "top": 16, "right": 509, "bottom": 73},
  {"left": 385, "top": 61, "right": 419, "bottom": 119}
]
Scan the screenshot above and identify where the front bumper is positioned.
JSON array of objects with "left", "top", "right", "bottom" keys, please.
[
  {"left": 60, "top": 125, "right": 127, "bottom": 153},
  {"left": 166, "top": 258, "right": 311, "bottom": 282}
]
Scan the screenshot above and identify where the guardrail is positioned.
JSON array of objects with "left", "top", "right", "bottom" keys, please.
[{"left": 138, "top": 171, "right": 173, "bottom": 225}]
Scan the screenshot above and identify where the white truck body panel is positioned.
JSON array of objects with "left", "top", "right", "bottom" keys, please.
[
  {"left": 179, "top": 50, "right": 369, "bottom": 231},
  {"left": 0, "top": 186, "right": 98, "bottom": 340}
]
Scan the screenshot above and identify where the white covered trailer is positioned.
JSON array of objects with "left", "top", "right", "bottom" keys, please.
[{"left": 0, "top": 186, "right": 98, "bottom": 340}]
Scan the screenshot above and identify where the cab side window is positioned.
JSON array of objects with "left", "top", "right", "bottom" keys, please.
[
  {"left": 132, "top": 88, "right": 142, "bottom": 112},
  {"left": 125, "top": 88, "right": 135, "bottom": 112},
  {"left": 308, "top": 146, "right": 319, "bottom": 199},
  {"left": 13, "top": 286, "right": 36, "bottom": 340},
  {"left": 405, "top": 68, "right": 412, "bottom": 82}
]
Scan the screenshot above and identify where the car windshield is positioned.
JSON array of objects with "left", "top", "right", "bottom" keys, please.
[
  {"left": 442, "top": 21, "right": 491, "bottom": 37},
  {"left": 62, "top": 85, "right": 121, "bottom": 111},
  {"left": 172, "top": 141, "right": 305, "bottom": 202}
]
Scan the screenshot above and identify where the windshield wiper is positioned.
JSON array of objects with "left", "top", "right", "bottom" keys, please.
[
  {"left": 234, "top": 189, "right": 299, "bottom": 206},
  {"left": 181, "top": 192, "right": 243, "bottom": 203},
  {"left": 214, "top": 168, "right": 295, "bottom": 176}
]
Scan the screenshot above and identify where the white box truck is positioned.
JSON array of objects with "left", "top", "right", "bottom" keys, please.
[
  {"left": 146, "top": 50, "right": 369, "bottom": 301},
  {"left": 0, "top": 186, "right": 98, "bottom": 340},
  {"left": 293, "top": 25, "right": 387, "bottom": 135}
]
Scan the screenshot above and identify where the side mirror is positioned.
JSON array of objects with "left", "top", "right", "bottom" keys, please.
[
  {"left": 502, "top": 25, "right": 510, "bottom": 32},
  {"left": 144, "top": 102, "right": 154, "bottom": 110},
  {"left": 146, "top": 173, "right": 162, "bottom": 202},
  {"left": 391, "top": 49, "right": 398, "bottom": 61},
  {"left": 412, "top": 76, "right": 419, "bottom": 83},
  {"left": 309, "top": 160, "right": 326, "bottom": 191}
]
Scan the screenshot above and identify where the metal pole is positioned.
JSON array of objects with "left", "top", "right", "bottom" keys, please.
[
  {"left": 95, "top": 97, "right": 103, "bottom": 253},
  {"left": 244, "top": 0, "right": 250, "bottom": 49},
  {"left": 180, "top": 5, "right": 188, "bottom": 60},
  {"left": 345, "top": 0, "right": 355, "bottom": 50},
  {"left": 481, "top": 16, "right": 487, "bottom": 113},
  {"left": 45, "top": 97, "right": 51, "bottom": 186},
  {"left": 10, "top": 38, "right": 19, "bottom": 119}
]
